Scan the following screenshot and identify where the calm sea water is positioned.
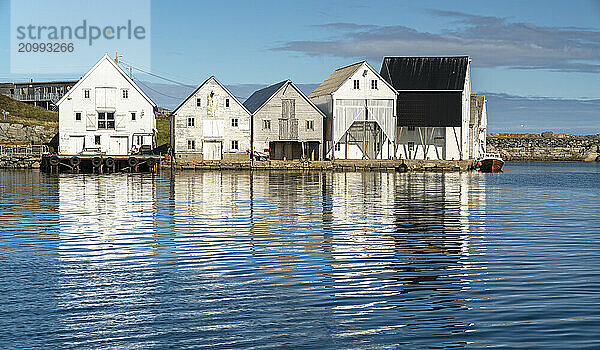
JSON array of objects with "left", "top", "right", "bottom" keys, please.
[{"left": 0, "top": 162, "right": 599, "bottom": 349}]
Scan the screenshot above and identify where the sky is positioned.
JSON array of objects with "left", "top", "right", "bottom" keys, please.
[{"left": 0, "top": 0, "right": 599, "bottom": 133}]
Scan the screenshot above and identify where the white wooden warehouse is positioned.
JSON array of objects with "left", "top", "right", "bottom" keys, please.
[
  {"left": 380, "top": 56, "right": 473, "bottom": 160},
  {"left": 57, "top": 54, "right": 156, "bottom": 155},
  {"left": 309, "top": 61, "right": 397, "bottom": 160},
  {"left": 171, "top": 76, "right": 251, "bottom": 162},
  {"left": 470, "top": 94, "right": 488, "bottom": 159},
  {"left": 244, "top": 80, "right": 324, "bottom": 160}
]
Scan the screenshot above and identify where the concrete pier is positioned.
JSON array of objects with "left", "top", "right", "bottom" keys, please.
[{"left": 169, "top": 159, "right": 474, "bottom": 172}]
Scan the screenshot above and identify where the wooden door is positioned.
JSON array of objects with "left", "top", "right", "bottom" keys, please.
[
  {"left": 109, "top": 136, "right": 128, "bottom": 155},
  {"left": 69, "top": 136, "right": 84, "bottom": 154},
  {"left": 203, "top": 141, "right": 222, "bottom": 160}
]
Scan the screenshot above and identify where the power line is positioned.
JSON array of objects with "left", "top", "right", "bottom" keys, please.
[
  {"left": 120, "top": 60, "right": 195, "bottom": 88},
  {"left": 136, "top": 80, "right": 187, "bottom": 100},
  {"left": 118, "top": 59, "right": 250, "bottom": 101}
]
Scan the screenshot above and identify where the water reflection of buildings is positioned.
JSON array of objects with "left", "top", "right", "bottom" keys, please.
[{"left": 58, "top": 174, "right": 158, "bottom": 262}]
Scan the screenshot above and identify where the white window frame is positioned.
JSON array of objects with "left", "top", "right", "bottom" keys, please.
[
  {"left": 231, "top": 140, "right": 239, "bottom": 151},
  {"left": 353, "top": 80, "right": 360, "bottom": 89},
  {"left": 131, "top": 111, "right": 136, "bottom": 121},
  {"left": 306, "top": 120, "right": 314, "bottom": 131},
  {"left": 75, "top": 111, "right": 82, "bottom": 121},
  {"left": 225, "top": 98, "right": 230, "bottom": 108},
  {"left": 122, "top": 89, "right": 129, "bottom": 99},
  {"left": 371, "top": 80, "right": 378, "bottom": 89},
  {"left": 231, "top": 118, "right": 238, "bottom": 127},
  {"left": 94, "top": 135, "right": 101, "bottom": 145},
  {"left": 262, "top": 119, "right": 271, "bottom": 130},
  {"left": 83, "top": 89, "right": 90, "bottom": 99},
  {"left": 196, "top": 98, "right": 201, "bottom": 107},
  {"left": 187, "top": 117, "right": 195, "bottom": 127},
  {"left": 187, "top": 139, "right": 196, "bottom": 150}
]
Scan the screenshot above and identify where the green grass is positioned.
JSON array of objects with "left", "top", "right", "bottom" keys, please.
[
  {"left": 0, "top": 94, "right": 58, "bottom": 128},
  {"left": 156, "top": 116, "right": 171, "bottom": 147}
]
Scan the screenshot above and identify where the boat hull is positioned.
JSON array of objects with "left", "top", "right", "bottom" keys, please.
[{"left": 478, "top": 159, "right": 504, "bottom": 173}]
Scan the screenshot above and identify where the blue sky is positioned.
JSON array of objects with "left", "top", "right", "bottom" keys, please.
[{"left": 0, "top": 0, "right": 599, "bottom": 132}]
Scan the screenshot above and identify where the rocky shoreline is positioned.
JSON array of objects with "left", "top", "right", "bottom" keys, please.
[{"left": 487, "top": 132, "right": 600, "bottom": 162}]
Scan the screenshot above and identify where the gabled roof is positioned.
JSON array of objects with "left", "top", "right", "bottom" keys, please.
[
  {"left": 243, "top": 80, "right": 327, "bottom": 118},
  {"left": 171, "top": 76, "right": 250, "bottom": 115},
  {"left": 308, "top": 61, "right": 364, "bottom": 98},
  {"left": 57, "top": 54, "right": 156, "bottom": 107},
  {"left": 243, "top": 80, "right": 287, "bottom": 114},
  {"left": 309, "top": 61, "right": 397, "bottom": 99},
  {"left": 380, "top": 56, "right": 469, "bottom": 91}
]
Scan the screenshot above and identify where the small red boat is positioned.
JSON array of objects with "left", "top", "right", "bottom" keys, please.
[{"left": 477, "top": 153, "right": 504, "bottom": 173}]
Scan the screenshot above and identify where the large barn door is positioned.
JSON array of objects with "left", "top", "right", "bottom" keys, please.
[{"left": 280, "top": 99, "right": 297, "bottom": 140}]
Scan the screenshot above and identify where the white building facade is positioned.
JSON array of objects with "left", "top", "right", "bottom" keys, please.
[
  {"left": 171, "top": 76, "right": 251, "bottom": 162},
  {"left": 469, "top": 94, "right": 488, "bottom": 159},
  {"left": 309, "top": 61, "right": 397, "bottom": 160},
  {"left": 57, "top": 54, "right": 156, "bottom": 155}
]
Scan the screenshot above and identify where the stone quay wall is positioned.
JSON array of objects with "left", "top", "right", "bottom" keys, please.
[
  {"left": 0, "top": 122, "right": 57, "bottom": 144},
  {"left": 487, "top": 132, "right": 600, "bottom": 161}
]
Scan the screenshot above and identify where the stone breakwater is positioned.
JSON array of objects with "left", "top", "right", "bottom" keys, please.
[
  {"left": 487, "top": 132, "right": 600, "bottom": 161},
  {"left": 0, "top": 122, "right": 57, "bottom": 144}
]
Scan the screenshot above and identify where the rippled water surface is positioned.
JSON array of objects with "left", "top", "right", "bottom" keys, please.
[{"left": 1, "top": 162, "right": 599, "bottom": 349}]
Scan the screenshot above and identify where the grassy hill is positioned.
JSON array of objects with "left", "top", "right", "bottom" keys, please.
[{"left": 0, "top": 94, "right": 58, "bottom": 128}]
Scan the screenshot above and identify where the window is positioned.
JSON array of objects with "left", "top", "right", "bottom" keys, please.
[
  {"left": 131, "top": 112, "right": 136, "bottom": 121},
  {"left": 75, "top": 112, "right": 81, "bottom": 121},
  {"left": 196, "top": 98, "right": 201, "bottom": 107},
  {"left": 187, "top": 117, "right": 195, "bottom": 127},
  {"left": 407, "top": 126, "right": 416, "bottom": 131},
  {"left": 231, "top": 118, "right": 238, "bottom": 127},
  {"left": 262, "top": 119, "right": 271, "bottom": 130},
  {"left": 94, "top": 135, "right": 101, "bottom": 145},
  {"left": 225, "top": 98, "right": 230, "bottom": 108},
  {"left": 98, "top": 112, "right": 115, "bottom": 129},
  {"left": 371, "top": 80, "right": 378, "bottom": 89},
  {"left": 353, "top": 80, "right": 360, "bottom": 89},
  {"left": 231, "top": 140, "right": 239, "bottom": 150},
  {"left": 335, "top": 143, "right": 341, "bottom": 151},
  {"left": 84, "top": 89, "right": 90, "bottom": 98},
  {"left": 122, "top": 89, "right": 129, "bottom": 98},
  {"left": 408, "top": 142, "right": 415, "bottom": 151},
  {"left": 187, "top": 140, "right": 196, "bottom": 150},
  {"left": 306, "top": 120, "right": 314, "bottom": 130}
]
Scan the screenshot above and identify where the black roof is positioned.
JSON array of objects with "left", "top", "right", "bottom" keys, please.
[
  {"left": 243, "top": 80, "right": 288, "bottom": 113},
  {"left": 380, "top": 56, "right": 468, "bottom": 91}
]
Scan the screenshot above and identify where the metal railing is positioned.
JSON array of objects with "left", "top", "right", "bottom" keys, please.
[
  {"left": 0, "top": 144, "right": 49, "bottom": 158},
  {"left": 10, "top": 92, "right": 63, "bottom": 103}
]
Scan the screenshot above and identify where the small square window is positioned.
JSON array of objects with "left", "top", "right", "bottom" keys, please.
[
  {"left": 263, "top": 119, "right": 271, "bottom": 130},
  {"left": 84, "top": 89, "right": 90, "bottom": 98},
  {"left": 131, "top": 112, "right": 136, "bottom": 121},
  {"left": 231, "top": 118, "right": 238, "bottom": 127},
  {"left": 225, "top": 98, "right": 230, "bottom": 108},
  {"left": 75, "top": 112, "right": 81, "bottom": 121},
  {"left": 188, "top": 117, "right": 195, "bottom": 127},
  {"left": 306, "top": 120, "right": 314, "bottom": 130},
  {"left": 353, "top": 80, "right": 360, "bottom": 89},
  {"left": 94, "top": 135, "right": 101, "bottom": 145},
  {"left": 231, "top": 140, "right": 239, "bottom": 150},
  {"left": 335, "top": 143, "right": 341, "bottom": 151},
  {"left": 196, "top": 98, "right": 201, "bottom": 107},
  {"left": 122, "top": 89, "right": 129, "bottom": 98},
  {"left": 187, "top": 140, "right": 196, "bottom": 150},
  {"left": 371, "top": 80, "right": 378, "bottom": 89}
]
